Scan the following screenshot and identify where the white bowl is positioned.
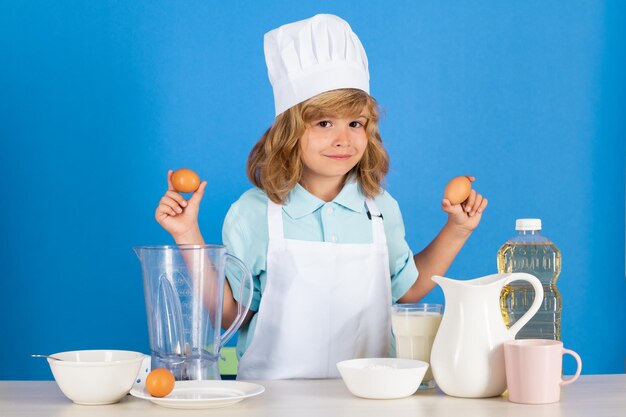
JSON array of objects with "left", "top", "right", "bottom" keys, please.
[
  {"left": 48, "top": 350, "right": 146, "bottom": 405},
  {"left": 336, "top": 358, "right": 428, "bottom": 399}
]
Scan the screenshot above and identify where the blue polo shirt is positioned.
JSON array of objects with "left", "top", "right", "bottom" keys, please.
[{"left": 222, "top": 179, "right": 418, "bottom": 358}]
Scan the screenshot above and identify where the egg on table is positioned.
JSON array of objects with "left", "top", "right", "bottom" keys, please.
[{"left": 145, "top": 368, "right": 175, "bottom": 398}]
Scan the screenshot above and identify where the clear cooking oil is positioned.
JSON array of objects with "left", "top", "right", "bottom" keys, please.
[{"left": 498, "top": 219, "right": 562, "bottom": 340}]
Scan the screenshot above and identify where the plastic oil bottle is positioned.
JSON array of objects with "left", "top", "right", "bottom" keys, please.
[{"left": 498, "top": 218, "right": 562, "bottom": 340}]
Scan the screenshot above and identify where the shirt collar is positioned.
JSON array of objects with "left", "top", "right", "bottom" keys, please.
[
  {"left": 334, "top": 178, "right": 368, "bottom": 213},
  {"left": 283, "top": 178, "right": 367, "bottom": 219}
]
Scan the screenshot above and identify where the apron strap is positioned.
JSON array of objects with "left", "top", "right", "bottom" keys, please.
[
  {"left": 267, "top": 199, "right": 286, "bottom": 251},
  {"left": 365, "top": 198, "right": 387, "bottom": 246},
  {"left": 365, "top": 198, "right": 387, "bottom": 245}
]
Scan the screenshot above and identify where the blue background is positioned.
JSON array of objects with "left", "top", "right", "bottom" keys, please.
[{"left": 1, "top": 1, "right": 624, "bottom": 380}]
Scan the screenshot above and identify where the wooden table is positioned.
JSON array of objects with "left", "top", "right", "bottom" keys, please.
[{"left": 1, "top": 374, "right": 624, "bottom": 416}]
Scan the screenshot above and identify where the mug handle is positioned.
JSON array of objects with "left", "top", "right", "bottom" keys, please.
[
  {"left": 560, "top": 348, "right": 582, "bottom": 386},
  {"left": 505, "top": 273, "right": 545, "bottom": 337},
  {"left": 219, "top": 254, "right": 254, "bottom": 348}
]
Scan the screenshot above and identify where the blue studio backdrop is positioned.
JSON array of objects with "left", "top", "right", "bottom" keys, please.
[{"left": 1, "top": 1, "right": 624, "bottom": 380}]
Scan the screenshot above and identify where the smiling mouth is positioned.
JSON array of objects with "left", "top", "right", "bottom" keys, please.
[{"left": 325, "top": 154, "right": 352, "bottom": 160}]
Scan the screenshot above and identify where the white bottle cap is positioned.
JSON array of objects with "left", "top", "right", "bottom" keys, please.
[{"left": 515, "top": 218, "right": 542, "bottom": 231}]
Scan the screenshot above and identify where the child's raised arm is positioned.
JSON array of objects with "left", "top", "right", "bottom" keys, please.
[
  {"left": 399, "top": 176, "right": 488, "bottom": 302},
  {"left": 154, "top": 169, "right": 208, "bottom": 244},
  {"left": 154, "top": 170, "right": 252, "bottom": 328}
]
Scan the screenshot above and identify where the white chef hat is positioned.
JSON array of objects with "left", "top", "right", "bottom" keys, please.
[{"left": 264, "top": 14, "right": 370, "bottom": 116}]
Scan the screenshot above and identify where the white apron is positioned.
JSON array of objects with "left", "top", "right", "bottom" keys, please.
[{"left": 237, "top": 198, "right": 392, "bottom": 380}]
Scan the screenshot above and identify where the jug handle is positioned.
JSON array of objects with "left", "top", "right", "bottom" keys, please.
[
  {"left": 505, "top": 273, "right": 545, "bottom": 337},
  {"left": 219, "top": 254, "right": 254, "bottom": 348}
]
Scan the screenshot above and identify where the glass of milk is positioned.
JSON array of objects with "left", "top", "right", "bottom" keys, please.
[{"left": 391, "top": 303, "right": 443, "bottom": 389}]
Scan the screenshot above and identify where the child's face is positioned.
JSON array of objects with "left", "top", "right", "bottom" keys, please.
[{"left": 299, "top": 113, "right": 369, "bottom": 187}]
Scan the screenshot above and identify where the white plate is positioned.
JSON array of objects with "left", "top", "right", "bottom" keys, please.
[{"left": 130, "top": 380, "right": 265, "bottom": 409}]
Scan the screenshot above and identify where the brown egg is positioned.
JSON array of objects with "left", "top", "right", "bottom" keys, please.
[
  {"left": 145, "top": 368, "right": 175, "bottom": 398},
  {"left": 443, "top": 176, "right": 472, "bottom": 205},
  {"left": 171, "top": 168, "right": 200, "bottom": 193}
]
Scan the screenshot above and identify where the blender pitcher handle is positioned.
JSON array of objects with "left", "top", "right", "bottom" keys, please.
[
  {"left": 220, "top": 253, "right": 253, "bottom": 348},
  {"left": 505, "top": 272, "right": 545, "bottom": 337}
]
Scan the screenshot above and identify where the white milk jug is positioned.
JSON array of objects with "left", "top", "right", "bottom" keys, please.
[{"left": 430, "top": 273, "right": 544, "bottom": 398}]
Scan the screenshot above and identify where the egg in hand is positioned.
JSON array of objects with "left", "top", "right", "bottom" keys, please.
[
  {"left": 171, "top": 168, "right": 201, "bottom": 193},
  {"left": 443, "top": 176, "right": 472, "bottom": 205}
]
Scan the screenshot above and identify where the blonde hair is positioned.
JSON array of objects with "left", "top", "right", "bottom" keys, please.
[{"left": 247, "top": 89, "right": 389, "bottom": 204}]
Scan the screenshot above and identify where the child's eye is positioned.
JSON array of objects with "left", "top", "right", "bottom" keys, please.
[
  {"left": 317, "top": 121, "right": 332, "bottom": 128},
  {"left": 349, "top": 121, "right": 365, "bottom": 128}
]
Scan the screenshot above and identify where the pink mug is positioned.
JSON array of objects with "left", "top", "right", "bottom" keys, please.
[{"left": 504, "top": 339, "right": 582, "bottom": 404}]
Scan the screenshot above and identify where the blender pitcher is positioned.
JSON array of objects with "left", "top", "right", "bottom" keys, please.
[{"left": 134, "top": 244, "right": 252, "bottom": 380}]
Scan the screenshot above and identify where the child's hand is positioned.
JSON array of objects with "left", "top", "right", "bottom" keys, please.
[
  {"left": 441, "top": 176, "right": 488, "bottom": 233},
  {"left": 155, "top": 170, "right": 208, "bottom": 241}
]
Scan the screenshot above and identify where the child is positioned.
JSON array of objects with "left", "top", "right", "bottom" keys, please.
[{"left": 155, "top": 14, "right": 488, "bottom": 380}]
